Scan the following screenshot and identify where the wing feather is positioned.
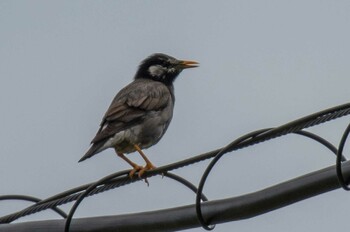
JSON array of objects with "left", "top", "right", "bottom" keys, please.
[{"left": 90, "top": 79, "right": 171, "bottom": 144}]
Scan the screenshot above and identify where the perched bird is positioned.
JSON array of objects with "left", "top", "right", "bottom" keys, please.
[{"left": 79, "top": 53, "right": 199, "bottom": 177}]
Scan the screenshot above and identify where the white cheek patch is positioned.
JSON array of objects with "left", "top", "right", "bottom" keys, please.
[
  {"left": 148, "top": 65, "right": 165, "bottom": 77},
  {"left": 167, "top": 67, "right": 176, "bottom": 73}
]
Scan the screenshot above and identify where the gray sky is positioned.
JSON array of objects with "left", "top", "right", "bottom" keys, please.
[{"left": 1, "top": 1, "right": 350, "bottom": 231}]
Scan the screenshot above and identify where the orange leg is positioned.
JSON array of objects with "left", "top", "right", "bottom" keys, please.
[
  {"left": 134, "top": 144, "right": 156, "bottom": 177},
  {"left": 115, "top": 149, "right": 142, "bottom": 178}
]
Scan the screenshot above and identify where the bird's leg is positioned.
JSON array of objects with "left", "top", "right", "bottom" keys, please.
[
  {"left": 115, "top": 150, "right": 142, "bottom": 178},
  {"left": 133, "top": 144, "right": 156, "bottom": 177}
]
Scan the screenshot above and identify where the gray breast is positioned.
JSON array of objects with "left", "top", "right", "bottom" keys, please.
[
  {"left": 132, "top": 92, "right": 174, "bottom": 148},
  {"left": 106, "top": 84, "right": 175, "bottom": 154}
]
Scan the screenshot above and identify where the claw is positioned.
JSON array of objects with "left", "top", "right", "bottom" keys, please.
[
  {"left": 128, "top": 165, "right": 143, "bottom": 178},
  {"left": 138, "top": 163, "right": 156, "bottom": 178},
  {"left": 137, "top": 163, "right": 156, "bottom": 187}
]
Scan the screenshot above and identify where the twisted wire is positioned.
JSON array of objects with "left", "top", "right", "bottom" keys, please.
[
  {"left": 0, "top": 195, "right": 67, "bottom": 219},
  {"left": 63, "top": 171, "right": 209, "bottom": 232},
  {"left": 1, "top": 102, "right": 350, "bottom": 225},
  {"left": 194, "top": 106, "right": 350, "bottom": 229}
]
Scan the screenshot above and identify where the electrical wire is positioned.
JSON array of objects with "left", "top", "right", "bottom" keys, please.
[
  {"left": 0, "top": 195, "right": 67, "bottom": 219},
  {"left": 1, "top": 102, "right": 350, "bottom": 228}
]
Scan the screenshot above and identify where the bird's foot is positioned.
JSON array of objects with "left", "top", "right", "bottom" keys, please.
[
  {"left": 128, "top": 162, "right": 156, "bottom": 186},
  {"left": 128, "top": 165, "right": 143, "bottom": 178},
  {"left": 137, "top": 163, "right": 156, "bottom": 186},
  {"left": 138, "top": 163, "right": 156, "bottom": 178}
]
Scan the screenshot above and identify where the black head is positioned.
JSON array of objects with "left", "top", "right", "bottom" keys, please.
[{"left": 134, "top": 53, "right": 199, "bottom": 85}]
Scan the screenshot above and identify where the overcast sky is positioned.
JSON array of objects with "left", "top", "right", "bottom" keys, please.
[{"left": 1, "top": 1, "right": 350, "bottom": 231}]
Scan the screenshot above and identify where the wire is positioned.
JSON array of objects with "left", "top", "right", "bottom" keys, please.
[
  {"left": 337, "top": 123, "right": 350, "bottom": 190},
  {"left": 0, "top": 195, "right": 67, "bottom": 219},
  {"left": 194, "top": 129, "right": 348, "bottom": 230},
  {"left": 195, "top": 129, "right": 269, "bottom": 230},
  {"left": 194, "top": 104, "right": 350, "bottom": 230},
  {"left": 2, "top": 160, "right": 349, "bottom": 232},
  {"left": 164, "top": 173, "right": 209, "bottom": 201},
  {"left": 294, "top": 131, "right": 340, "bottom": 157},
  {"left": 1, "top": 102, "right": 350, "bottom": 225},
  {"left": 64, "top": 171, "right": 210, "bottom": 231},
  {"left": 64, "top": 170, "right": 131, "bottom": 232}
]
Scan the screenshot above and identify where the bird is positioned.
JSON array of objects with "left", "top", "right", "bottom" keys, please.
[{"left": 79, "top": 53, "right": 199, "bottom": 178}]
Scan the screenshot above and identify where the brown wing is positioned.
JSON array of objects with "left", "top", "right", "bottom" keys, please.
[{"left": 90, "top": 79, "right": 172, "bottom": 144}]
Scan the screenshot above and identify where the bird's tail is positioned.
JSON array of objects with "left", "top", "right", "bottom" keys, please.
[{"left": 78, "top": 143, "right": 105, "bottom": 162}]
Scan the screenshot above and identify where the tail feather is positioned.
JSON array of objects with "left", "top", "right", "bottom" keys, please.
[{"left": 79, "top": 143, "right": 105, "bottom": 162}]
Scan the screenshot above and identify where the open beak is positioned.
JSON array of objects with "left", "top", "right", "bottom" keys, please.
[{"left": 178, "top": 60, "right": 199, "bottom": 69}]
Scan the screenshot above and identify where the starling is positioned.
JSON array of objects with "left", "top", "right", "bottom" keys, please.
[{"left": 79, "top": 53, "right": 199, "bottom": 177}]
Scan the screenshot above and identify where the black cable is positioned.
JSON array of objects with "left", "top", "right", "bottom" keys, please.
[
  {"left": 294, "top": 131, "right": 339, "bottom": 157},
  {"left": 0, "top": 195, "right": 67, "bottom": 219},
  {"left": 2, "top": 161, "right": 350, "bottom": 232},
  {"left": 2, "top": 102, "right": 350, "bottom": 224},
  {"left": 195, "top": 129, "right": 269, "bottom": 230},
  {"left": 64, "top": 171, "right": 133, "bottom": 232},
  {"left": 337, "top": 123, "right": 350, "bottom": 190},
  {"left": 164, "top": 173, "right": 209, "bottom": 201},
  {"left": 64, "top": 171, "right": 210, "bottom": 232},
  {"left": 194, "top": 129, "right": 349, "bottom": 229},
  {"left": 0, "top": 170, "right": 209, "bottom": 224},
  {"left": 0, "top": 171, "right": 129, "bottom": 224},
  {"left": 0, "top": 146, "right": 227, "bottom": 224}
]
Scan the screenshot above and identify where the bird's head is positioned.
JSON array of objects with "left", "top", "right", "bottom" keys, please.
[{"left": 134, "top": 53, "right": 199, "bottom": 85}]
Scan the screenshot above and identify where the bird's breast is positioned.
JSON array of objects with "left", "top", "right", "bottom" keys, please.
[
  {"left": 136, "top": 101, "right": 174, "bottom": 148},
  {"left": 110, "top": 94, "right": 174, "bottom": 154}
]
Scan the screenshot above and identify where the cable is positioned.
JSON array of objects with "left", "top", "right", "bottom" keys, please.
[
  {"left": 337, "top": 123, "right": 350, "bottom": 190},
  {"left": 195, "top": 129, "right": 269, "bottom": 230},
  {"left": 64, "top": 170, "right": 132, "bottom": 232},
  {"left": 194, "top": 129, "right": 350, "bottom": 229},
  {"left": 0, "top": 195, "right": 67, "bottom": 219},
  {"left": 1, "top": 102, "right": 350, "bottom": 224},
  {"left": 64, "top": 171, "right": 210, "bottom": 231},
  {"left": 164, "top": 172, "right": 208, "bottom": 201}
]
